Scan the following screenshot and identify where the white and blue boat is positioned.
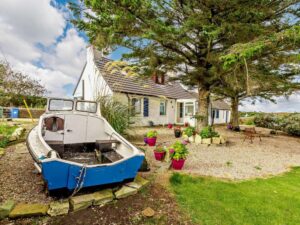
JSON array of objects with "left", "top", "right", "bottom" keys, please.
[{"left": 26, "top": 98, "right": 144, "bottom": 193}]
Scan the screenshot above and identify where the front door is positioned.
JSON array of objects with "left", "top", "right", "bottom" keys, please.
[{"left": 184, "top": 102, "right": 195, "bottom": 126}]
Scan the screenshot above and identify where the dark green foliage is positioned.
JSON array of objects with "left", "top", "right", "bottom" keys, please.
[
  {"left": 254, "top": 113, "right": 300, "bottom": 136},
  {"left": 200, "top": 126, "right": 219, "bottom": 138},
  {"left": 170, "top": 168, "right": 300, "bottom": 225}
]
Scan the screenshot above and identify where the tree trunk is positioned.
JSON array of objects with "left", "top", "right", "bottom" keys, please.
[
  {"left": 196, "top": 88, "right": 210, "bottom": 131},
  {"left": 230, "top": 96, "right": 239, "bottom": 128}
]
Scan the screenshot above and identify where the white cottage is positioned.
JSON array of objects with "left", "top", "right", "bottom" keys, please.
[{"left": 73, "top": 46, "right": 231, "bottom": 126}]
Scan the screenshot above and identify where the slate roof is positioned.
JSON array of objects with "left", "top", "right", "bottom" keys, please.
[{"left": 93, "top": 51, "right": 194, "bottom": 99}]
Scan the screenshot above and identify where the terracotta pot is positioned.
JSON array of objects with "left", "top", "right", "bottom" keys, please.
[
  {"left": 172, "top": 159, "right": 186, "bottom": 170},
  {"left": 168, "top": 124, "right": 173, "bottom": 129},
  {"left": 154, "top": 151, "right": 165, "bottom": 161},
  {"left": 147, "top": 137, "right": 157, "bottom": 146}
]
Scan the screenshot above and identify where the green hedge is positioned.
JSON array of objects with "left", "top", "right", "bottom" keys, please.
[{"left": 254, "top": 113, "right": 300, "bottom": 136}]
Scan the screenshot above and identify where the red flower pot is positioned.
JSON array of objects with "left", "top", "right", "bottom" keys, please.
[
  {"left": 154, "top": 151, "right": 165, "bottom": 161},
  {"left": 147, "top": 137, "right": 157, "bottom": 146},
  {"left": 172, "top": 159, "right": 186, "bottom": 170},
  {"left": 168, "top": 124, "right": 173, "bottom": 129}
]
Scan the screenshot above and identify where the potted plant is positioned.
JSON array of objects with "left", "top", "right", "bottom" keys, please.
[
  {"left": 167, "top": 123, "right": 173, "bottom": 129},
  {"left": 174, "top": 127, "right": 182, "bottom": 138},
  {"left": 200, "top": 126, "right": 220, "bottom": 144},
  {"left": 143, "top": 133, "right": 148, "bottom": 145},
  {"left": 147, "top": 130, "right": 158, "bottom": 146},
  {"left": 184, "top": 122, "right": 189, "bottom": 127},
  {"left": 169, "top": 141, "right": 189, "bottom": 170},
  {"left": 153, "top": 145, "right": 166, "bottom": 161},
  {"left": 184, "top": 126, "right": 196, "bottom": 143}
]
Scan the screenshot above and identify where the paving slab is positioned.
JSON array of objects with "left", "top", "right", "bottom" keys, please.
[
  {"left": 0, "top": 200, "right": 15, "bottom": 219},
  {"left": 114, "top": 186, "right": 137, "bottom": 199},
  {"left": 47, "top": 200, "right": 69, "bottom": 217},
  {"left": 9, "top": 203, "right": 49, "bottom": 218},
  {"left": 93, "top": 189, "right": 114, "bottom": 206},
  {"left": 70, "top": 193, "right": 94, "bottom": 212},
  {"left": 125, "top": 175, "right": 149, "bottom": 190}
]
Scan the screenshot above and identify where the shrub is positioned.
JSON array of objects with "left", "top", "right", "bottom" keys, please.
[
  {"left": 200, "top": 126, "right": 219, "bottom": 139},
  {"left": 170, "top": 141, "right": 189, "bottom": 160},
  {"left": 97, "top": 96, "right": 132, "bottom": 134},
  {"left": 147, "top": 130, "right": 158, "bottom": 138},
  {"left": 183, "top": 126, "right": 195, "bottom": 137}
]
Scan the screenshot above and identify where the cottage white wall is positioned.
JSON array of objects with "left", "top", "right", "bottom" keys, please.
[
  {"left": 73, "top": 47, "right": 113, "bottom": 101},
  {"left": 113, "top": 92, "right": 176, "bottom": 126},
  {"left": 208, "top": 108, "right": 231, "bottom": 125}
]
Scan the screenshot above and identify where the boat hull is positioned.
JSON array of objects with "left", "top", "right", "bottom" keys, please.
[{"left": 42, "top": 155, "right": 144, "bottom": 191}]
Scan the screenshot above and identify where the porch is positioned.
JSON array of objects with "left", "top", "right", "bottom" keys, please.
[{"left": 175, "top": 99, "right": 197, "bottom": 126}]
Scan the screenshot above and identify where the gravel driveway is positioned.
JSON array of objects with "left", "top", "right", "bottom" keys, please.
[{"left": 128, "top": 126, "right": 300, "bottom": 180}]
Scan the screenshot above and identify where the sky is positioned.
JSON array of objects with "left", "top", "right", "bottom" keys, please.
[{"left": 0, "top": 0, "right": 299, "bottom": 112}]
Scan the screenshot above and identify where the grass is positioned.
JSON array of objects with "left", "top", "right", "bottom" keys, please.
[
  {"left": 0, "top": 123, "right": 17, "bottom": 147},
  {"left": 170, "top": 168, "right": 300, "bottom": 225}
]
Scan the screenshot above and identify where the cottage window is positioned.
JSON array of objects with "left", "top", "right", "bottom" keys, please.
[
  {"left": 131, "top": 98, "right": 141, "bottom": 115},
  {"left": 185, "top": 103, "right": 194, "bottom": 116},
  {"left": 160, "top": 101, "right": 167, "bottom": 116},
  {"left": 215, "top": 109, "right": 220, "bottom": 119}
]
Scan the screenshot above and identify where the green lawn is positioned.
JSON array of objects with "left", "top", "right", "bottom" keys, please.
[{"left": 170, "top": 168, "right": 300, "bottom": 225}]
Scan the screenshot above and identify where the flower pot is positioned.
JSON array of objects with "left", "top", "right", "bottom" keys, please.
[
  {"left": 168, "top": 124, "right": 173, "bottom": 129},
  {"left": 144, "top": 137, "right": 148, "bottom": 145},
  {"left": 174, "top": 130, "right": 182, "bottom": 138},
  {"left": 172, "top": 159, "right": 186, "bottom": 170},
  {"left": 154, "top": 151, "right": 165, "bottom": 161},
  {"left": 147, "top": 137, "right": 157, "bottom": 146}
]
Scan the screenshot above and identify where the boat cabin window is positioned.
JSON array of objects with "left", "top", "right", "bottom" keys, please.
[
  {"left": 49, "top": 99, "right": 73, "bottom": 111},
  {"left": 76, "top": 101, "right": 97, "bottom": 113}
]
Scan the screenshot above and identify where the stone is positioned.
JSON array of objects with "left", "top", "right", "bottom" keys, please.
[
  {"left": 70, "top": 193, "right": 94, "bottom": 212},
  {"left": 188, "top": 136, "right": 195, "bottom": 143},
  {"left": 0, "top": 148, "right": 5, "bottom": 157},
  {"left": 47, "top": 200, "right": 69, "bottom": 217},
  {"left": 114, "top": 186, "right": 137, "bottom": 199},
  {"left": 8, "top": 135, "right": 17, "bottom": 142},
  {"left": 142, "top": 207, "right": 155, "bottom": 217},
  {"left": 212, "top": 137, "right": 221, "bottom": 144},
  {"left": 195, "top": 135, "right": 202, "bottom": 144},
  {"left": 182, "top": 134, "right": 189, "bottom": 142},
  {"left": 220, "top": 136, "right": 227, "bottom": 144},
  {"left": 0, "top": 200, "right": 15, "bottom": 219},
  {"left": 9, "top": 203, "right": 49, "bottom": 218},
  {"left": 93, "top": 189, "right": 114, "bottom": 206},
  {"left": 126, "top": 175, "right": 150, "bottom": 190},
  {"left": 202, "top": 138, "right": 211, "bottom": 145}
]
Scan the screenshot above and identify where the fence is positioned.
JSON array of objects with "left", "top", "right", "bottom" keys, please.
[{"left": 1, "top": 107, "right": 45, "bottom": 119}]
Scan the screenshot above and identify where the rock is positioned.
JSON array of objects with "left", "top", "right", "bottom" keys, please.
[
  {"left": 0, "top": 148, "right": 5, "bottom": 157},
  {"left": 8, "top": 135, "right": 17, "bottom": 142},
  {"left": 142, "top": 207, "right": 155, "bottom": 217},
  {"left": 126, "top": 175, "right": 149, "bottom": 190},
  {"left": 70, "top": 193, "right": 94, "bottom": 212},
  {"left": 202, "top": 138, "right": 211, "bottom": 145},
  {"left": 195, "top": 135, "right": 202, "bottom": 144},
  {"left": 114, "top": 186, "right": 137, "bottom": 199},
  {"left": 188, "top": 136, "right": 195, "bottom": 143},
  {"left": 9, "top": 203, "right": 49, "bottom": 218},
  {"left": 220, "top": 136, "right": 227, "bottom": 144},
  {"left": 212, "top": 137, "right": 221, "bottom": 144},
  {"left": 47, "top": 200, "right": 69, "bottom": 217},
  {"left": 93, "top": 189, "right": 114, "bottom": 206},
  {"left": 0, "top": 200, "right": 15, "bottom": 219},
  {"left": 182, "top": 134, "right": 189, "bottom": 142}
]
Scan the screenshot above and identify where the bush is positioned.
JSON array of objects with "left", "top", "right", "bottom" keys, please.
[
  {"left": 200, "top": 126, "right": 219, "bottom": 139},
  {"left": 254, "top": 113, "right": 300, "bottom": 137},
  {"left": 183, "top": 126, "right": 195, "bottom": 137},
  {"left": 98, "top": 96, "right": 133, "bottom": 135},
  {"left": 146, "top": 130, "right": 158, "bottom": 138}
]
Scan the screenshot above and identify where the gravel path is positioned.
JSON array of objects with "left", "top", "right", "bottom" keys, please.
[{"left": 128, "top": 126, "right": 300, "bottom": 180}]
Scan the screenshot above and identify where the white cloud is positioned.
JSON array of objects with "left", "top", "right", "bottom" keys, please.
[
  {"left": 0, "top": 0, "right": 87, "bottom": 97},
  {"left": 240, "top": 93, "right": 300, "bottom": 112}
]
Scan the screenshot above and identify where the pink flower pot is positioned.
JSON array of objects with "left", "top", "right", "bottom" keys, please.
[
  {"left": 147, "top": 137, "right": 157, "bottom": 146},
  {"left": 168, "top": 124, "right": 173, "bottom": 129},
  {"left": 172, "top": 159, "right": 186, "bottom": 170},
  {"left": 154, "top": 151, "right": 165, "bottom": 161}
]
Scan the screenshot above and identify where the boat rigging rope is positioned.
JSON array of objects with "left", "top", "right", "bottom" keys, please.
[{"left": 70, "top": 164, "right": 87, "bottom": 197}]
